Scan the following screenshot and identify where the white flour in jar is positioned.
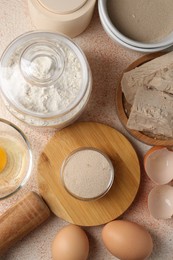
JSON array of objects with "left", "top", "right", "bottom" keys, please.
[{"left": 3, "top": 43, "right": 82, "bottom": 114}]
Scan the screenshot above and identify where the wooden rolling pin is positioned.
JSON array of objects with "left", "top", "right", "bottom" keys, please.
[{"left": 0, "top": 192, "right": 50, "bottom": 255}]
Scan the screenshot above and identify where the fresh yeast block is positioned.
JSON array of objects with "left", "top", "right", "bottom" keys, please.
[
  {"left": 127, "top": 86, "right": 173, "bottom": 137},
  {"left": 121, "top": 52, "right": 173, "bottom": 105}
]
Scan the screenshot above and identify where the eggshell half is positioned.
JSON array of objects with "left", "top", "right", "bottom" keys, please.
[
  {"left": 51, "top": 224, "right": 89, "bottom": 260},
  {"left": 102, "top": 220, "right": 153, "bottom": 260},
  {"left": 144, "top": 147, "right": 173, "bottom": 185},
  {"left": 148, "top": 185, "right": 173, "bottom": 219}
]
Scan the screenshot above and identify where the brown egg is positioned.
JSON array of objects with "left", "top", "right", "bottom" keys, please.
[
  {"left": 51, "top": 224, "right": 89, "bottom": 260},
  {"left": 102, "top": 220, "right": 153, "bottom": 260}
]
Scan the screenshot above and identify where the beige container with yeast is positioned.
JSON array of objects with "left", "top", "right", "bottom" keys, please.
[{"left": 28, "top": 0, "right": 96, "bottom": 38}]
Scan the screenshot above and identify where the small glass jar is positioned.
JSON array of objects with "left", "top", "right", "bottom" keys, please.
[
  {"left": 0, "top": 31, "right": 92, "bottom": 128},
  {"left": 60, "top": 147, "right": 114, "bottom": 201},
  {"left": 0, "top": 118, "right": 32, "bottom": 199}
]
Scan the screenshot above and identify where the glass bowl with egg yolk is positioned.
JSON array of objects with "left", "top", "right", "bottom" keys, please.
[{"left": 0, "top": 118, "right": 32, "bottom": 199}]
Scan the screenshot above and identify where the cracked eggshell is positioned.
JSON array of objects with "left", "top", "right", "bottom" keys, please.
[
  {"left": 148, "top": 185, "right": 173, "bottom": 219},
  {"left": 144, "top": 146, "right": 173, "bottom": 185}
]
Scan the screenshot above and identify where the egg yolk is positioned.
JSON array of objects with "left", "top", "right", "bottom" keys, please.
[{"left": 0, "top": 147, "right": 7, "bottom": 173}]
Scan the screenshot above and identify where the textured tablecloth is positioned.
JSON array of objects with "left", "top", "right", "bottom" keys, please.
[{"left": 0, "top": 1, "right": 172, "bottom": 259}]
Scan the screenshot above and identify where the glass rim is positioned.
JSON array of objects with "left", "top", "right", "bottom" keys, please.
[
  {"left": 0, "top": 118, "right": 33, "bottom": 200},
  {"left": 99, "top": 0, "right": 173, "bottom": 49},
  {"left": 60, "top": 147, "right": 115, "bottom": 201}
]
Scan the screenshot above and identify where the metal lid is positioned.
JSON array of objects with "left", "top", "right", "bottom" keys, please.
[{"left": 38, "top": 0, "right": 88, "bottom": 14}]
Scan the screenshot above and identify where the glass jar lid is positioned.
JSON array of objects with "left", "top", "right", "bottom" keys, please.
[{"left": 0, "top": 31, "right": 89, "bottom": 118}]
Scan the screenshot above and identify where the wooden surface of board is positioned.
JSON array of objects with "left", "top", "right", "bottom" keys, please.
[
  {"left": 116, "top": 52, "right": 173, "bottom": 147},
  {"left": 37, "top": 122, "right": 140, "bottom": 226}
]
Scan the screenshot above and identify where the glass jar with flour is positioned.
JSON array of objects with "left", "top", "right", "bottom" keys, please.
[{"left": 0, "top": 31, "right": 92, "bottom": 128}]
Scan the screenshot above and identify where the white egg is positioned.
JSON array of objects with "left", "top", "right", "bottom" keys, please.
[
  {"left": 145, "top": 148, "right": 173, "bottom": 185},
  {"left": 148, "top": 185, "right": 173, "bottom": 219}
]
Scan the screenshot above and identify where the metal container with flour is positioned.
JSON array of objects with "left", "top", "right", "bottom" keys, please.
[{"left": 0, "top": 31, "right": 92, "bottom": 128}]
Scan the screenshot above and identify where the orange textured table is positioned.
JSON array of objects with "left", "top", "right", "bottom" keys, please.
[{"left": 0, "top": 1, "right": 172, "bottom": 260}]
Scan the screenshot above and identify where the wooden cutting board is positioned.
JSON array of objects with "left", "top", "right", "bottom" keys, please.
[{"left": 37, "top": 122, "right": 140, "bottom": 226}]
